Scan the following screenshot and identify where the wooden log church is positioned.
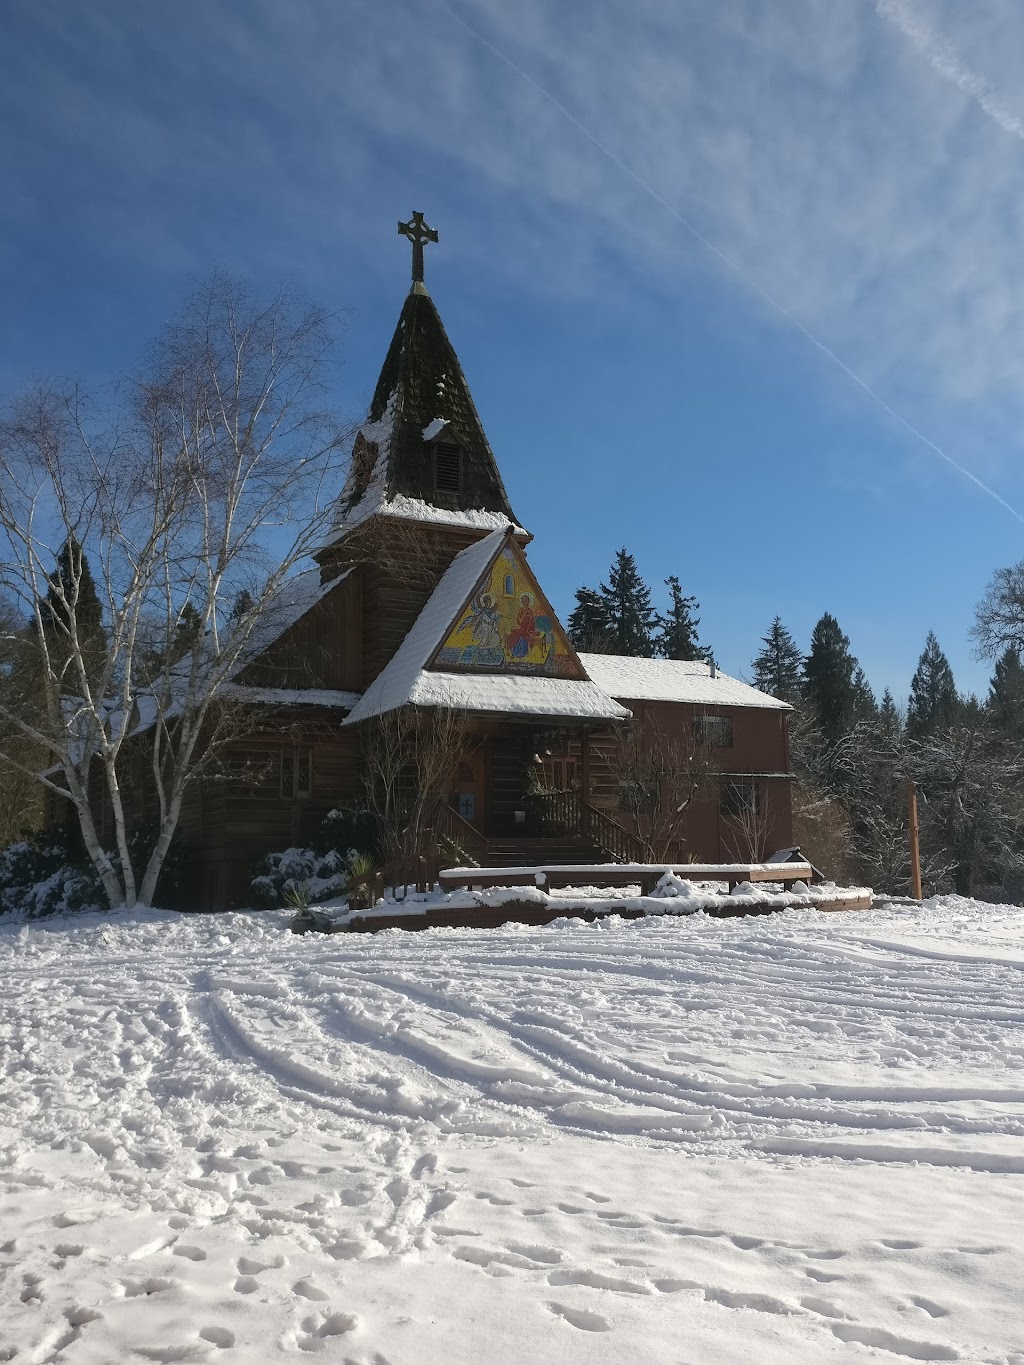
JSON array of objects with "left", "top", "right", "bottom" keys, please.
[{"left": 133, "top": 215, "right": 796, "bottom": 908}]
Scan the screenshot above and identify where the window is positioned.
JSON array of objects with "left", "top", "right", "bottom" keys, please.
[
  {"left": 721, "top": 780, "right": 759, "bottom": 819},
  {"left": 281, "top": 747, "right": 313, "bottom": 799},
  {"left": 694, "top": 714, "right": 733, "bottom": 749},
  {"left": 543, "top": 757, "right": 577, "bottom": 791},
  {"left": 504, "top": 574, "right": 515, "bottom": 596},
  {"left": 434, "top": 441, "right": 462, "bottom": 493}
]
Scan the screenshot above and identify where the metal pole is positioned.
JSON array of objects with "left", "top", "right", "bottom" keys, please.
[{"left": 908, "top": 779, "right": 923, "bottom": 901}]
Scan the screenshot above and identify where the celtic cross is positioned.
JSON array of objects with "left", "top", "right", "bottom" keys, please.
[{"left": 398, "top": 211, "right": 439, "bottom": 284}]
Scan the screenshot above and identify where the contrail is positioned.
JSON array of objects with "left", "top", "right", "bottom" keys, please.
[
  {"left": 876, "top": 0, "right": 1024, "bottom": 143},
  {"left": 441, "top": 0, "right": 1024, "bottom": 526}
]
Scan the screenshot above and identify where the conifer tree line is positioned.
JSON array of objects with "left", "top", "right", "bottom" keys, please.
[
  {"left": 750, "top": 611, "right": 1024, "bottom": 900},
  {"left": 568, "top": 549, "right": 713, "bottom": 661},
  {"left": 568, "top": 549, "right": 1024, "bottom": 900}
]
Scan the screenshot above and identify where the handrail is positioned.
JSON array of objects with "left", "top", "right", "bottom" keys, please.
[
  {"left": 529, "top": 790, "right": 651, "bottom": 865},
  {"left": 435, "top": 802, "right": 488, "bottom": 867},
  {"left": 579, "top": 800, "right": 652, "bottom": 865}
]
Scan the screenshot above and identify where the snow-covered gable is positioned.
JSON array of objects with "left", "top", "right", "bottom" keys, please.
[
  {"left": 579, "top": 654, "right": 791, "bottom": 711},
  {"left": 231, "top": 567, "right": 353, "bottom": 680},
  {"left": 344, "top": 531, "right": 629, "bottom": 725}
]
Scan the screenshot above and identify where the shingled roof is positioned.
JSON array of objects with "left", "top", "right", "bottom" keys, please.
[{"left": 330, "top": 284, "right": 526, "bottom": 539}]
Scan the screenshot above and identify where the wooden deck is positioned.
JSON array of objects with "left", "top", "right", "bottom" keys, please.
[
  {"left": 437, "top": 861, "right": 817, "bottom": 895},
  {"left": 338, "top": 871, "right": 872, "bottom": 934}
]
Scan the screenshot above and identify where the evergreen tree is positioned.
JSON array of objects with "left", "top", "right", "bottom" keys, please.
[
  {"left": 852, "top": 665, "right": 878, "bottom": 724},
  {"left": 41, "top": 534, "right": 105, "bottom": 686},
  {"left": 802, "top": 613, "right": 859, "bottom": 746},
  {"left": 988, "top": 646, "right": 1024, "bottom": 740},
  {"left": 597, "top": 549, "right": 656, "bottom": 657},
  {"left": 656, "top": 576, "right": 709, "bottom": 661},
  {"left": 173, "top": 602, "right": 203, "bottom": 660},
  {"left": 907, "top": 632, "right": 959, "bottom": 737},
  {"left": 751, "top": 617, "right": 802, "bottom": 703},
  {"left": 877, "top": 688, "right": 903, "bottom": 741},
  {"left": 230, "top": 589, "right": 255, "bottom": 621},
  {"left": 567, "top": 587, "right": 612, "bottom": 653}
]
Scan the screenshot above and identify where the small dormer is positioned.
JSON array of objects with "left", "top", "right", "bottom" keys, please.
[{"left": 422, "top": 418, "right": 463, "bottom": 497}]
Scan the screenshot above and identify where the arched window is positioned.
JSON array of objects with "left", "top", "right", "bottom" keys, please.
[{"left": 504, "top": 574, "right": 515, "bottom": 596}]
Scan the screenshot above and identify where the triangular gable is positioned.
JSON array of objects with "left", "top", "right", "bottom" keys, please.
[{"left": 429, "top": 533, "right": 587, "bottom": 681}]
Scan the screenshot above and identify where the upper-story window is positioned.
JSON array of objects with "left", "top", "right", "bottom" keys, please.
[
  {"left": 434, "top": 441, "right": 462, "bottom": 493},
  {"left": 504, "top": 574, "right": 515, "bottom": 596},
  {"left": 694, "top": 714, "right": 733, "bottom": 749}
]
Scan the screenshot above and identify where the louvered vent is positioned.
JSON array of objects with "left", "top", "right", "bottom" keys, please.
[{"left": 434, "top": 441, "right": 462, "bottom": 493}]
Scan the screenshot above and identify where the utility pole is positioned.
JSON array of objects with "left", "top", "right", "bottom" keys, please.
[{"left": 908, "top": 779, "right": 923, "bottom": 901}]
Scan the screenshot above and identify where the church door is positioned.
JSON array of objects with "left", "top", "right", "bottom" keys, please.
[{"left": 453, "top": 754, "right": 485, "bottom": 830}]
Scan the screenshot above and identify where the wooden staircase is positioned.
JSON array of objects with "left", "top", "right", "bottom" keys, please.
[
  {"left": 481, "top": 837, "right": 607, "bottom": 868},
  {"left": 433, "top": 792, "right": 650, "bottom": 871}
]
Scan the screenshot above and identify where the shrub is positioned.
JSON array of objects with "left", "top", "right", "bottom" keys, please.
[
  {"left": 250, "top": 807, "right": 381, "bottom": 910},
  {"left": 250, "top": 846, "right": 348, "bottom": 910},
  {"left": 0, "top": 832, "right": 104, "bottom": 920}
]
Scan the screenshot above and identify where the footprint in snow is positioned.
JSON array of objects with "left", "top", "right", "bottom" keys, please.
[
  {"left": 293, "top": 1277, "right": 331, "bottom": 1302},
  {"left": 547, "top": 1302, "right": 612, "bottom": 1332},
  {"left": 293, "top": 1311, "right": 358, "bottom": 1352}
]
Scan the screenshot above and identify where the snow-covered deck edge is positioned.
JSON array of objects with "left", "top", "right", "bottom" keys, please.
[{"left": 320, "top": 879, "right": 874, "bottom": 933}]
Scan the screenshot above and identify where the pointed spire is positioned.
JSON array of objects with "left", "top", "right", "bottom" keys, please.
[{"left": 329, "top": 225, "right": 525, "bottom": 539}]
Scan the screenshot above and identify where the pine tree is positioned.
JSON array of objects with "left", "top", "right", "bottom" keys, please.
[
  {"left": 907, "top": 632, "right": 959, "bottom": 737},
  {"left": 852, "top": 665, "right": 878, "bottom": 724},
  {"left": 173, "top": 602, "right": 203, "bottom": 660},
  {"left": 597, "top": 550, "right": 656, "bottom": 657},
  {"left": 751, "top": 617, "right": 802, "bottom": 703},
  {"left": 230, "top": 589, "right": 255, "bottom": 621},
  {"left": 988, "top": 646, "right": 1024, "bottom": 740},
  {"left": 656, "top": 577, "right": 709, "bottom": 661},
  {"left": 567, "top": 587, "right": 612, "bottom": 653},
  {"left": 802, "top": 613, "right": 859, "bottom": 746},
  {"left": 42, "top": 534, "right": 105, "bottom": 686},
  {"left": 877, "top": 688, "right": 903, "bottom": 741}
]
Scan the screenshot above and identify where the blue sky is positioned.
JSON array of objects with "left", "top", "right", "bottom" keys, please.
[{"left": 4, "top": 0, "right": 1024, "bottom": 701}]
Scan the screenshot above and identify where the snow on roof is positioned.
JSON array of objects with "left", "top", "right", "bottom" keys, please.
[
  {"left": 578, "top": 654, "right": 791, "bottom": 711},
  {"left": 220, "top": 685, "right": 362, "bottom": 710},
  {"left": 324, "top": 491, "right": 529, "bottom": 545},
  {"left": 344, "top": 531, "right": 629, "bottom": 726},
  {"left": 324, "top": 390, "right": 529, "bottom": 547},
  {"left": 421, "top": 417, "right": 449, "bottom": 442},
  {"left": 229, "top": 567, "right": 353, "bottom": 679}
]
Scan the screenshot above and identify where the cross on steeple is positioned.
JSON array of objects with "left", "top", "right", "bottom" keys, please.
[{"left": 398, "top": 211, "right": 439, "bottom": 285}]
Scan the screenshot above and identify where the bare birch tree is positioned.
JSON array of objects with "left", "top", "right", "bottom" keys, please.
[{"left": 0, "top": 275, "right": 348, "bottom": 907}]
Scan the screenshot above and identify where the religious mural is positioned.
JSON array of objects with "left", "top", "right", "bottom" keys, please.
[{"left": 433, "top": 547, "right": 581, "bottom": 676}]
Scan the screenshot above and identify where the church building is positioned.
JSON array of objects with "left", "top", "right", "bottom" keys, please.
[{"left": 169, "top": 214, "right": 794, "bottom": 908}]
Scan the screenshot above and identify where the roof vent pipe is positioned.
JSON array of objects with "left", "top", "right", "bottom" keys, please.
[{"left": 709, "top": 660, "right": 717, "bottom": 680}]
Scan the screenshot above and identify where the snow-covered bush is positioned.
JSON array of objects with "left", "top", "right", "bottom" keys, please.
[
  {"left": 250, "top": 808, "right": 381, "bottom": 910},
  {"left": 0, "top": 833, "right": 104, "bottom": 919},
  {"left": 250, "top": 847, "right": 347, "bottom": 909}
]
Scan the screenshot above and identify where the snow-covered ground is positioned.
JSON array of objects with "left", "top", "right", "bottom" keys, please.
[{"left": 3, "top": 897, "right": 1024, "bottom": 1363}]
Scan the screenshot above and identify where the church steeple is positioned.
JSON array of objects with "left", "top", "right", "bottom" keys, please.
[{"left": 330, "top": 212, "right": 525, "bottom": 541}]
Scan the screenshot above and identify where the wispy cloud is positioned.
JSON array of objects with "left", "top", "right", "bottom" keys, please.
[
  {"left": 6, "top": 0, "right": 1024, "bottom": 510},
  {"left": 876, "top": 0, "right": 1024, "bottom": 142}
]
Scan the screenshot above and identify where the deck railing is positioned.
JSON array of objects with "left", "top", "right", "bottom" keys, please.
[{"left": 529, "top": 790, "right": 651, "bottom": 865}]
